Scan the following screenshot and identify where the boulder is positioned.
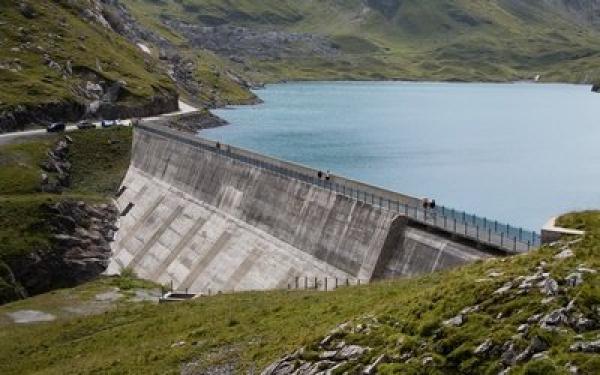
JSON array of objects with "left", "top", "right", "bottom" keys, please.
[
  {"left": 565, "top": 272, "right": 583, "bottom": 287},
  {"left": 494, "top": 282, "right": 513, "bottom": 295},
  {"left": 555, "top": 248, "right": 574, "bottom": 259},
  {"left": 501, "top": 342, "right": 517, "bottom": 366},
  {"left": 573, "top": 316, "right": 595, "bottom": 332},
  {"left": 540, "top": 308, "right": 568, "bottom": 330},
  {"left": 517, "top": 324, "right": 529, "bottom": 334},
  {"left": 443, "top": 314, "right": 465, "bottom": 327},
  {"left": 474, "top": 339, "right": 493, "bottom": 356},
  {"left": 515, "top": 336, "right": 548, "bottom": 362},
  {"left": 540, "top": 278, "right": 559, "bottom": 296},
  {"left": 363, "top": 354, "right": 386, "bottom": 375},
  {"left": 335, "top": 345, "right": 366, "bottom": 360},
  {"left": 570, "top": 340, "right": 600, "bottom": 353}
]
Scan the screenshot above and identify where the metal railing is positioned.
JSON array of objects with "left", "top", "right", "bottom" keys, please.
[{"left": 138, "top": 124, "right": 541, "bottom": 253}]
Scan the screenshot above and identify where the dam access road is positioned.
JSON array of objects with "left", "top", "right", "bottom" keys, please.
[{"left": 107, "top": 121, "right": 541, "bottom": 294}]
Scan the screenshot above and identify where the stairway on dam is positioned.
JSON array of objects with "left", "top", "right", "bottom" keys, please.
[{"left": 107, "top": 123, "right": 536, "bottom": 294}]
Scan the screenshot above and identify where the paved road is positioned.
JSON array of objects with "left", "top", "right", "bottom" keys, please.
[{"left": 0, "top": 101, "right": 199, "bottom": 145}]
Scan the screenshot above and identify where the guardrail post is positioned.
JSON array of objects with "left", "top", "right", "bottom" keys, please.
[
  {"left": 335, "top": 277, "right": 338, "bottom": 289},
  {"left": 483, "top": 217, "right": 487, "bottom": 228},
  {"left": 506, "top": 223, "right": 510, "bottom": 234},
  {"left": 476, "top": 225, "right": 479, "bottom": 240},
  {"left": 453, "top": 218, "right": 457, "bottom": 233},
  {"left": 501, "top": 232, "right": 504, "bottom": 247},
  {"left": 519, "top": 228, "right": 522, "bottom": 241},
  {"left": 513, "top": 236, "right": 517, "bottom": 252},
  {"left": 464, "top": 223, "right": 468, "bottom": 236},
  {"left": 314, "top": 276, "right": 318, "bottom": 290},
  {"left": 324, "top": 277, "right": 328, "bottom": 291},
  {"left": 488, "top": 228, "right": 491, "bottom": 242},
  {"left": 295, "top": 276, "right": 299, "bottom": 289},
  {"left": 495, "top": 221, "right": 498, "bottom": 232},
  {"left": 527, "top": 240, "right": 531, "bottom": 251},
  {"left": 442, "top": 206, "right": 445, "bottom": 216},
  {"left": 304, "top": 276, "right": 308, "bottom": 289},
  {"left": 404, "top": 204, "right": 408, "bottom": 215},
  {"left": 444, "top": 216, "right": 447, "bottom": 228}
]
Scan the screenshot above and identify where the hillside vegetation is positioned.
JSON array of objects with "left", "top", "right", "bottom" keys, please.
[
  {"left": 0, "top": 211, "right": 598, "bottom": 374},
  {"left": 121, "top": 0, "right": 600, "bottom": 83},
  {"left": 0, "top": 128, "right": 132, "bottom": 303}
]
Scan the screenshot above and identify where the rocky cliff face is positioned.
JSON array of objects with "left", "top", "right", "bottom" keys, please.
[{"left": 1, "top": 200, "right": 118, "bottom": 305}]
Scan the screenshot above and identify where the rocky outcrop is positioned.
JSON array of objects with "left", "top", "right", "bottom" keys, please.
[
  {"left": 95, "top": 88, "right": 179, "bottom": 120},
  {"left": 2, "top": 201, "right": 118, "bottom": 304},
  {"left": 0, "top": 87, "right": 178, "bottom": 133},
  {"left": 41, "top": 137, "right": 73, "bottom": 193},
  {"left": 164, "top": 20, "right": 340, "bottom": 61},
  {"left": 161, "top": 111, "right": 228, "bottom": 133},
  {"left": 0, "top": 100, "right": 87, "bottom": 133}
]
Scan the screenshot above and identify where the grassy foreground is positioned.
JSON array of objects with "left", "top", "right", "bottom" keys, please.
[{"left": 0, "top": 210, "right": 598, "bottom": 374}]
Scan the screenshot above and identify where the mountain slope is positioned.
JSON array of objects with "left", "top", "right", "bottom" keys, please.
[
  {"left": 0, "top": 0, "right": 180, "bottom": 132},
  {"left": 0, "top": 0, "right": 258, "bottom": 132},
  {"left": 120, "top": 0, "right": 600, "bottom": 83}
]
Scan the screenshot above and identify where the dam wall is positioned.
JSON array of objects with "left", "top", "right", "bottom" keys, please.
[{"left": 109, "top": 124, "right": 494, "bottom": 293}]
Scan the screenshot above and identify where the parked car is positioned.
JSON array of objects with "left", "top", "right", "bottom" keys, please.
[
  {"left": 47, "top": 122, "right": 65, "bottom": 133},
  {"left": 101, "top": 119, "right": 117, "bottom": 128},
  {"left": 117, "top": 119, "right": 132, "bottom": 127},
  {"left": 77, "top": 121, "right": 96, "bottom": 130}
]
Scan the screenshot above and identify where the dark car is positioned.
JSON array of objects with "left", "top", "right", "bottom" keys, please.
[
  {"left": 47, "top": 122, "right": 66, "bottom": 133},
  {"left": 77, "top": 121, "right": 96, "bottom": 130}
]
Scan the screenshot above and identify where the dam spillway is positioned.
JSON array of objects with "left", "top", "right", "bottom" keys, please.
[{"left": 107, "top": 123, "right": 538, "bottom": 293}]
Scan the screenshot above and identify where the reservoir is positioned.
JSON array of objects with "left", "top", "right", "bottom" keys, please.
[{"left": 205, "top": 82, "right": 600, "bottom": 230}]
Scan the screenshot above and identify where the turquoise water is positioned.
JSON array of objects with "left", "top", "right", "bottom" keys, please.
[{"left": 205, "top": 82, "right": 600, "bottom": 230}]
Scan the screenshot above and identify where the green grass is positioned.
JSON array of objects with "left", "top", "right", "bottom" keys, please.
[
  {"left": 555, "top": 211, "right": 600, "bottom": 232},
  {"left": 68, "top": 127, "right": 133, "bottom": 195},
  {"left": 0, "top": 137, "right": 55, "bottom": 194},
  {"left": 0, "top": 211, "right": 597, "bottom": 374}
]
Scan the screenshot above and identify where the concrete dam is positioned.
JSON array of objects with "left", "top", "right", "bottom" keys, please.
[{"left": 108, "top": 123, "right": 539, "bottom": 293}]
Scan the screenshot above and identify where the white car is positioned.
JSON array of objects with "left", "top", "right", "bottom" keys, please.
[{"left": 116, "top": 119, "right": 132, "bottom": 127}]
